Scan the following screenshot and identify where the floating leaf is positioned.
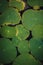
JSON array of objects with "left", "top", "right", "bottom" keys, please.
[
  {"left": 18, "top": 40, "right": 30, "bottom": 54},
  {"left": 0, "top": 38, "right": 17, "bottom": 64},
  {"left": 0, "top": 26, "right": 16, "bottom": 38},
  {"left": 29, "top": 38, "right": 43, "bottom": 61},
  {"left": 9, "top": 0, "right": 25, "bottom": 11},
  {"left": 22, "top": 10, "right": 43, "bottom": 30},
  {"left": 15, "top": 25, "right": 29, "bottom": 40},
  {"left": 12, "top": 36, "right": 21, "bottom": 47},
  {"left": 32, "top": 25, "right": 43, "bottom": 38},
  {"left": 0, "top": 8, "right": 21, "bottom": 26},
  {"left": 13, "top": 54, "right": 42, "bottom": 65},
  {"left": 27, "top": 0, "right": 43, "bottom": 8}
]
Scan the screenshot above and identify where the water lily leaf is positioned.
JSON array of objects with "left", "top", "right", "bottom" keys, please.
[
  {"left": 0, "top": 38, "right": 17, "bottom": 64},
  {"left": 12, "top": 36, "right": 21, "bottom": 47},
  {"left": 27, "top": 0, "right": 43, "bottom": 6},
  {"left": 9, "top": 0, "right": 25, "bottom": 11},
  {"left": 0, "top": 26, "right": 16, "bottom": 38},
  {"left": 29, "top": 38, "right": 43, "bottom": 61},
  {"left": 15, "top": 25, "right": 29, "bottom": 40},
  {"left": 13, "top": 54, "right": 42, "bottom": 65},
  {"left": 18, "top": 40, "right": 30, "bottom": 54},
  {"left": 32, "top": 25, "right": 43, "bottom": 38},
  {"left": 0, "top": 8, "right": 21, "bottom": 26},
  {"left": 22, "top": 10, "right": 43, "bottom": 31}
]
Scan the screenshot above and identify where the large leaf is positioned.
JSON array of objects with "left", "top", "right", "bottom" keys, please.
[
  {"left": 0, "top": 38, "right": 17, "bottom": 64},
  {"left": 29, "top": 38, "right": 43, "bottom": 61},
  {"left": 18, "top": 40, "right": 30, "bottom": 54},
  {"left": 12, "top": 54, "right": 42, "bottom": 65},
  {"left": 22, "top": 10, "right": 43, "bottom": 30},
  {"left": 12, "top": 36, "right": 21, "bottom": 47},
  {"left": 0, "top": 26, "right": 16, "bottom": 38},
  {"left": 32, "top": 25, "right": 43, "bottom": 38},
  {"left": 27, "top": 0, "right": 43, "bottom": 6},
  {"left": 9, "top": 0, "right": 25, "bottom": 11},
  {"left": 0, "top": 8, "right": 21, "bottom": 26},
  {"left": 15, "top": 25, "right": 29, "bottom": 40}
]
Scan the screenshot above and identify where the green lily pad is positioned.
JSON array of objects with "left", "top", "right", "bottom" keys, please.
[
  {"left": 18, "top": 40, "right": 30, "bottom": 54},
  {"left": 0, "top": 26, "right": 16, "bottom": 38},
  {"left": 27, "top": 0, "right": 43, "bottom": 9},
  {"left": 27, "top": 0, "right": 43, "bottom": 7},
  {"left": 12, "top": 36, "right": 20, "bottom": 47},
  {"left": 0, "top": 0, "right": 8, "bottom": 13},
  {"left": 0, "top": 38, "right": 17, "bottom": 64},
  {"left": 32, "top": 25, "right": 43, "bottom": 38},
  {"left": 0, "top": 8, "right": 21, "bottom": 26},
  {"left": 9, "top": 0, "right": 25, "bottom": 11},
  {"left": 29, "top": 38, "right": 43, "bottom": 61},
  {"left": 15, "top": 25, "right": 29, "bottom": 40},
  {"left": 13, "top": 54, "right": 42, "bottom": 65},
  {"left": 22, "top": 10, "right": 43, "bottom": 30}
]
